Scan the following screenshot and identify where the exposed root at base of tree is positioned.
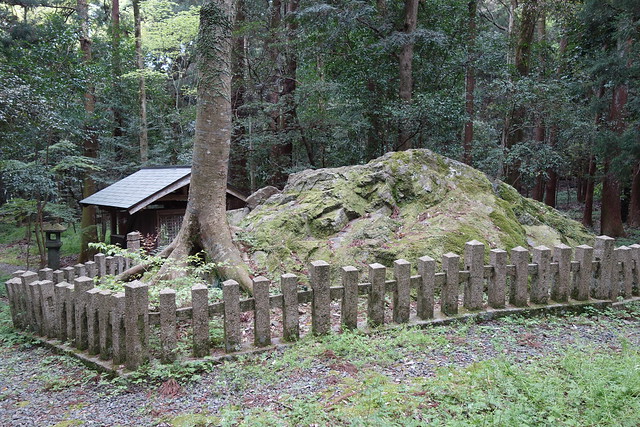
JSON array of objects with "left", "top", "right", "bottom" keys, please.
[{"left": 117, "top": 210, "right": 254, "bottom": 295}]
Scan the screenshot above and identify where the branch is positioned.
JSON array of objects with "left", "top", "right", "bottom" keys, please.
[{"left": 479, "top": 9, "right": 507, "bottom": 32}]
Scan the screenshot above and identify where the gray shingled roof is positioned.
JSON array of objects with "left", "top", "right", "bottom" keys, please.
[{"left": 80, "top": 167, "right": 191, "bottom": 212}]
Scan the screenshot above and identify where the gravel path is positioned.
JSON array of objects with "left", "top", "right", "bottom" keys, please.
[{"left": 1, "top": 309, "right": 639, "bottom": 426}]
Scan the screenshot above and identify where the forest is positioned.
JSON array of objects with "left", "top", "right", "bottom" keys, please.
[{"left": 0, "top": 0, "right": 639, "bottom": 263}]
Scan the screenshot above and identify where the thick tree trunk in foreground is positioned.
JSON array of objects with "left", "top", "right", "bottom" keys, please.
[{"left": 158, "top": 0, "right": 253, "bottom": 293}]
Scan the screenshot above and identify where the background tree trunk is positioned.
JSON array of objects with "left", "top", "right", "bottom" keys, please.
[
  {"left": 503, "top": 0, "right": 539, "bottom": 190},
  {"left": 159, "top": 0, "right": 253, "bottom": 293},
  {"left": 133, "top": 0, "right": 149, "bottom": 164},
  {"left": 78, "top": 0, "right": 98, "bottom": 262},
  {"left": 397, "top": 0, "right": 418, "bottom": 151},
  {"left": 628, "top": 163, "right": 640, "bottom": 227},
  {"left": 462, "top": 0, "right": 477, "bottom": 165},
  {"left": 111, "top": 0, "right": 125, "bottom": 159},
  {"left": 582, "top": 155, "right": 596, "bottom": 227}
]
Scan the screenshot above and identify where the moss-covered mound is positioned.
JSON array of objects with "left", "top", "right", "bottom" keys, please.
[{"left": 237, "top": 149, "right": 592, "bottom": 277}]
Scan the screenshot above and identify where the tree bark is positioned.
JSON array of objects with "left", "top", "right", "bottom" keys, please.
[
  {"left": 582, "top": 156, "right": 594, "bottom": 227},
  {"left": 628, "top": 163, "right": 640, "bottom": 227},
  {"left": 229, "top": 0, "right": 249, "bottom": 192},
  {"left": 600, "top": 82, "right": 628, "bottom": 237},
  {"left": 78, "top": 0, "right": 98, "bottom": 262},
  {"left": 462, "top": 0, "right": 476, "bottom": 165},
  {"left": 111, "top": 0, "right": 125, "bottom": 158},
  {"left": 502, "top": 0, "right": 540, "bottom": 190},
  {"left": 397, "top": 0, "right": 418, "bottom": 151},
  {"left": 133, "top": 0, "right": 149, "bottom": 164},
  {"left": 158, "top": 0, "right": 253, "bottom": 293}
]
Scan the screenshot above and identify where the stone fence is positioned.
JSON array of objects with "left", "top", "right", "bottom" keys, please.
[{"left": 4, "top": 235, "right": 640, "bottom": 372}]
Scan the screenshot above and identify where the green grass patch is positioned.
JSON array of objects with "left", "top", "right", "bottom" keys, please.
[{"left": 209, "top": 346, "right": 640, "bottom": 426}]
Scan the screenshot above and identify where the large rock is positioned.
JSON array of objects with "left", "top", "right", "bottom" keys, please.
[{"left": 238, "top": 149, "right": 592, "bottom": 277}]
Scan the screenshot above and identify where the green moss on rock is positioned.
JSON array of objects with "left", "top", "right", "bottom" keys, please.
[{"left": 238, "top": 149, "right": 593, "bottom": 278}]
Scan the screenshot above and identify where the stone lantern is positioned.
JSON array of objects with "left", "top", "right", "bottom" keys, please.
[{"left": 43, "top": 222, "right": 67, "bottom": 270}]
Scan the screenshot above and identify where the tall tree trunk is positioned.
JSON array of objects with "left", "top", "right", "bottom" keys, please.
[
  {"left": 462, "top": 0, "right": 476, "bottom": 165},
  {"left": 111, "top": 0, "right": 125, "bottom": 158},
  {"left": 78, "top": 0, "right": 98, "bottom": 262},
  {"left": 266, "top": 0, "right": 289, "bottom": 187},
  {"left": 628, "top": 163, "right": 640, "bottom": 227},
  {"left": 503, "top": 0, "right": 539, "bottom": 190},
  {"left": 159, "top": 0, "right": 252, "bottom": 293},
  {"left": 133, "top": 0, "right": 149, "bottom": 164},
  {"left": 229, "top": 0, "right": 249, "bottom": 192},
  {"left": 600, "top": 83, "right": 628, "bottom": 237},
  {"left": 544, "top": 36, "right": 566, "bottom": 208},
  {"left": 397, "top": 0, "right": 418, "bottom": 151},
  {"left": 531, "top": 12, "right": 546, "bottom": 202}
]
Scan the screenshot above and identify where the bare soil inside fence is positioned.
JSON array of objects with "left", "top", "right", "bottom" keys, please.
[{"left": 2, "top": 301, "right": 640, "bottom": 426}]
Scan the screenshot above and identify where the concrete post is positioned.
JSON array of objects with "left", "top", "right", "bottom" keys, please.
[
  {"left": 488, "top": 249, "right": 507, "bottom": 308},
  {"left": 159, "top": 288, "right": 177, "bottom": 364},
  {"left": 510, "top": 246, "right": 529, "bottom": 307},
  {"left": 28, "top": 280, "right": 44, "bottom": 334},
  {"left": 617, "top": 246, "right": 633, "bottom": 298},
  {"left": 63, "top": 266, "right": 75, "bottom": 283},
  {"left": 124, "top": 281, "right": 149, "bottom": 370},
  {"left": 111, "top": 292, "right": 126, "bottom": 366},
  {"left": 464, "top": 240, "right": 485, "bottom": 311},
  {"left": 393, "top": 259, "right": 411, "bottom": 323},
  {"left": 191, "top": 284, "right": 210, "bottom": 357},
  {"left": 54, "top": 282, "right": 69, "bottom": 341},
  {"left": 52, "top": 270, "right": 65, "bottom": 284},
  {"left": 73, "top": 276, "right": 93, "bottom": 350},
  {"left": 94, "top": 253, "right": 106, "bottom": 278},
  {"left": 86, "top": 288, "right": 101, "bottom": 355},
  {"left": 573, "top": 245, "right": 593, "bottom": 301},
  {"left": 594, "top": 235, "right": 615, "bottom": 300},
  {"left": 281, "top": 274, "right": 299, "bottom": 341},
  {"left": 222, "top": 280, "right": 241, "bottom": 353},
  {"left": 106, "top": 256, "right": 115, "bottom": 276},
  {"left": 442, "top": 253, "right": 460, "bottom": 316},
  {"left": 417, "top": 256, "right": 435, "bottom": 319},
  {"left": 341, "top": 267, "right": 359, "bottom": 330},
  {"left": 38, "top": 268, "right": 53, "bottom": 282},
  {"left": 84, "top": 261, "right": 96, "bottom": 278},
  {"left": 531, "top": 246, "right": 552, "bottom": 305},
  {"left": 74, "top": 264, "right": 86, "bottom": 279},
  {"left": 368, "top": 263, "right": 386, "bottom": 327},
  {"left": 64, "top": 284, "right": 75, "bottom": 343},
  {"left": 38, "top": 280, "right": 56, "bottom": 338},
  {"left": 310, "top": 260, "right": 330, "bottom": 335},
  {"left": 21, "top": 271, "right": 38, "bottom": 331},
  {"left": 113, "top": 255, "right": 125, "bottom": 275},
  {"left": 98, "top": 290, "right": 113, "bottom": 360},
  {"left": 253, "top": 276, "right": 271, "bottom": 347},
  {"left": 5, "top": 278, "right": 21, "bottom": 328},
  {"left": 127, "top": 232, "right": 141, "bottom": 251},
  {"left": 552, "top": 244, "right": 571, "bottom": 303}
]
